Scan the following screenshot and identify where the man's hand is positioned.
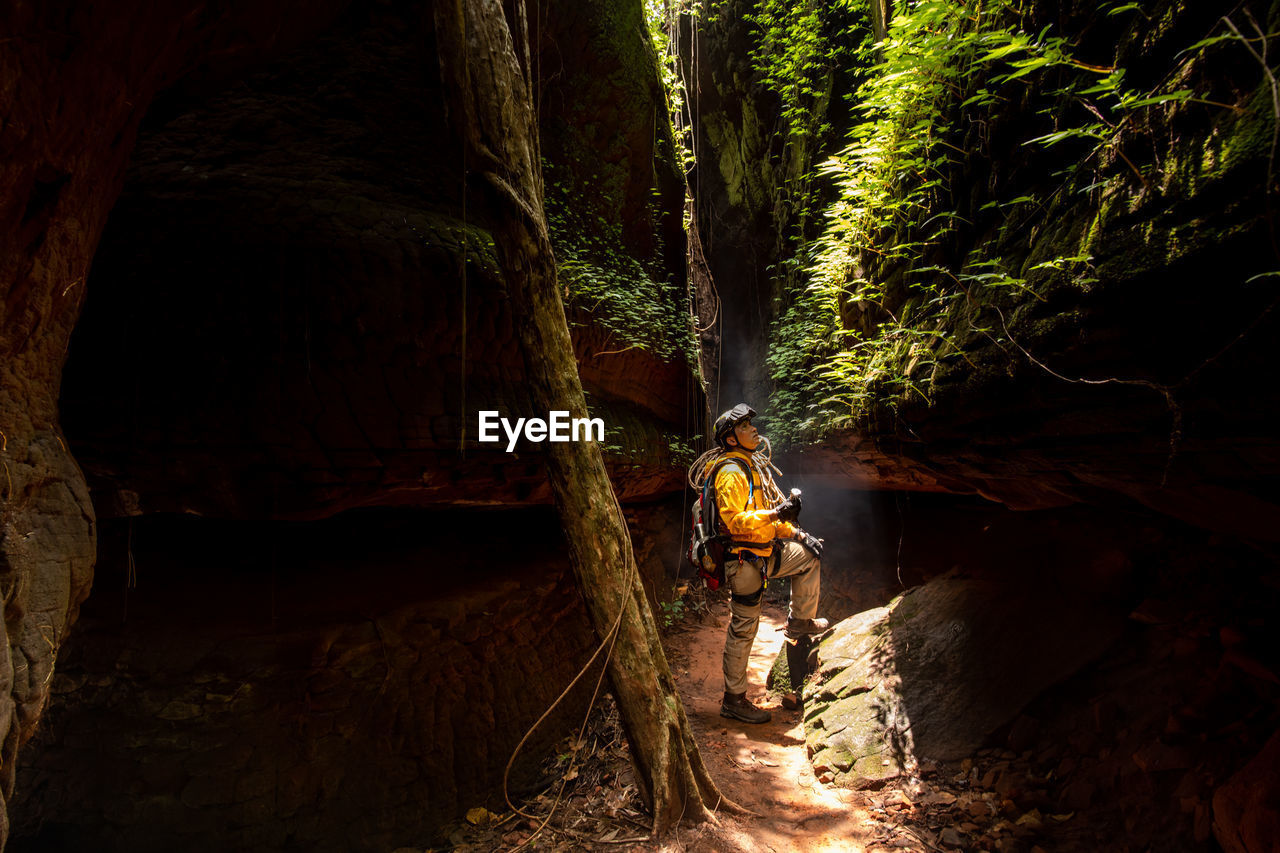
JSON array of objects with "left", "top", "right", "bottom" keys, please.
[
  {"left": 775, "top": 491, "right": 802, "bottom": 523},
  {"left": 796, "top": 530, "right": 824, "bottom": 557}
]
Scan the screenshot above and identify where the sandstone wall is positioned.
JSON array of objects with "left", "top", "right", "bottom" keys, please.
[{"left": 2, "top": 0, "right": 699, "bottom": 845}]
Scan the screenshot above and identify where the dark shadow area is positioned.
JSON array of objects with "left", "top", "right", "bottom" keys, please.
[
  {"left": 871, "top": 500, "right": 1280, "bottom": 851},
  {"left": 10, "top": 507, "right": 610, "bottom": 852}
]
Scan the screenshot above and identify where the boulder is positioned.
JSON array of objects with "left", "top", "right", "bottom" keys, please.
[{"left": 804, "top": 573, "right": 1127, "bottom": 787}]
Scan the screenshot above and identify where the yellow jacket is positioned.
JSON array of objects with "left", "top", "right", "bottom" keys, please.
[{"left": 708, "top": 449, "right": 796, "bottom": 558}]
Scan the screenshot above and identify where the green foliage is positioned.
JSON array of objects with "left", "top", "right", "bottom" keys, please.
[
  {"left": 766, "top": 0, "right": 1237, "bottom": 442},
  {"left": 743, "top": 0, "right": 874, "bottom": 279},
  {"left": 659, "top": 597, "right": 686, "bottom": 628},
  {"left": 645, "top": 0, "right": 701, "bottom": 178},
  {"left": 746, "top": 0, "right": 863, "bottom": 138},
  {"left": 659, "top": 581, "right": 711, "bottom": 629},
  {"left": 544, "top": 161, "right": 697, "bottom": 367}
]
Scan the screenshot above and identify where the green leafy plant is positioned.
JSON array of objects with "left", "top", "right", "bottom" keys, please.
[
  {"left": 544, "top": 160, "right": 698, "bottom": 367},
  {"left": 659, "top": 597, "right": 686, "bottom": 628},
  {"left": 765, "top": 0, "right": 1240, "bottom": 441}
]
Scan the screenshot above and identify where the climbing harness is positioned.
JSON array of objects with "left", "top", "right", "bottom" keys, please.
[{"left": 686, "top": 437, "right": 788, "bottom": 592}]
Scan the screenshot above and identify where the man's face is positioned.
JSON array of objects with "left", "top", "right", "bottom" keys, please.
[{"left": 730, "top": 418, "right": 760, "bottom": 451}]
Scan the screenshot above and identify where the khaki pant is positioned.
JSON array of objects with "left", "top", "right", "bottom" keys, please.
[{"left": 722, "top": 540, "right": 820, "bottom": 695}]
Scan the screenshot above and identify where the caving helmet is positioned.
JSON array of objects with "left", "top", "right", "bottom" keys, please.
[{"left": 713, "top": 403, "right": 756, "bottom": 450}]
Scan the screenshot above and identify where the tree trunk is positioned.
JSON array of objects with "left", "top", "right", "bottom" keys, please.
[{"left": 431, "top": 0, "right": 742, "bottom": 835}]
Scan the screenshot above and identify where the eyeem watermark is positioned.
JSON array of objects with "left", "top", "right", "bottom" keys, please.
[{"left": 478, "top": 410, "right": 605, "bottom": 453}]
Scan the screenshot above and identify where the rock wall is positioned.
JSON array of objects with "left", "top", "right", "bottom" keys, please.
[
  {"left": 799, "top": 496, "right": 1280, "bottom": 851},
  {"left": 60, "top": 0, "right": 699, "bottom": 520},
  {"left": 0, "top": 1, "right": 352, "bottom": 842},
  {"left": 2, "top": 0, "right": 699, "bottom": 845},
  {"left": 815, "top": 1, "right": 1279, "bottom": 541},
  {"left": 691, "top": 1, "right": 1280, "bottom": 543},
  {"left": 10, "top": 508, "right": 678, "bottom": 851},
  {"left": 677, "top": 0, "right": 865, "bottom": 409}
]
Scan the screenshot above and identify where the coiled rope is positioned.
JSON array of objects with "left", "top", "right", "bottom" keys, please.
[{"left": 687, "top": 436, "right": 786, "bottom": 506}]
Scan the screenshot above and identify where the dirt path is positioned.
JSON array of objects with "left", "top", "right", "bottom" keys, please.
[
  {"left": 445, "top": 593, "right": 1113, "bottom": 852},
  {"left": 665, "top": 599, "right": 883, "bottom": 853},
  {"left": 444, "top": 596, "right": 949, "bottom": 853}
]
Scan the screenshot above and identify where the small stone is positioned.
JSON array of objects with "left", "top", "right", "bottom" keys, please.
[
  {"left": 940, "top": 827, "right": 966, "bottom": 847},
  {"left": 995, "top": 771, "right": 1022, "bottom": 798},
  {"left": 885, "top": 790, "right": 913, "bottom": 808},
  {"left": 465, "top": 807, "right": 496, "bottom": 826}
]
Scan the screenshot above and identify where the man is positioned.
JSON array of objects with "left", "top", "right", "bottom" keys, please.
[{"left": 708, "top": 403, "right": 828, "bottom": 724}]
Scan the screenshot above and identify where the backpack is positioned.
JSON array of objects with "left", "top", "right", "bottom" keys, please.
[{"left": 687, "top": 457, "right": 753, "bottom": 590}]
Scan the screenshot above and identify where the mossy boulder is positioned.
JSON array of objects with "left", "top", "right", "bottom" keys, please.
[{"left": 803, "top": 574, "right": 1129, "bottom": 788}]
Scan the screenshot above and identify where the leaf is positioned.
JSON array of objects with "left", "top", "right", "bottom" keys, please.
[
  {"left": 466, "top": 807, "right": 496, "bottom": 826},
  {"left": 1178, "top": 34, "right": 1236, "bottom": 57},
  {"left": 980, "top": 40, "right": 1030, "bottom": 63},
  {"left": 980, "top": 195, "right": 1035, "bottom": 210},
  {"left": 1122, "top": 89, "right": 1193, "bottom": 109},
  {"left": 1024, "top": 127, "right": 1105, "bottom": 147}
]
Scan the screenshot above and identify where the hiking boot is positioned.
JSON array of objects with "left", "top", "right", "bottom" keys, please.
[
  {"left": 785, "top": 617, "right": 830, "bottom": 639},
  {"left": 781, "top": 692, "right": 803, "bottom": 713},
  {"left": 720, "top": 692, "right": 771, "bottom": 724}
]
